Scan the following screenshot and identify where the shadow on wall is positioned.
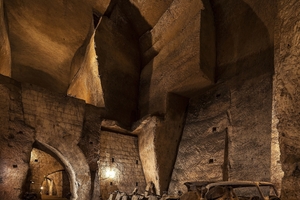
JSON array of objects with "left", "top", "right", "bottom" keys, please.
[
  {"left": 169, "top": 0, "right": 278, "bottom": 194},
  {"left": 210, "top": 0, "right": 280, "bottom": 188},
  {"left": 94, "top": 0, "right": 156, "bottom": 126},
  {"left": 211, "top": 0, "right": 275, "bottom": 82},
  {"left": 94, "top": 2, "right": 156, "bottom": 198}
]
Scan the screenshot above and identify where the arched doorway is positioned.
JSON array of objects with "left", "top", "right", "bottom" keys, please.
[{"left": 26, "top": 142, "right": 71, "bottom": 199}]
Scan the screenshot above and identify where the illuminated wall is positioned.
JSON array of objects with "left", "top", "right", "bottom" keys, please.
[{"left": 99, "top": 131, "right": 146, "bottom": 200}]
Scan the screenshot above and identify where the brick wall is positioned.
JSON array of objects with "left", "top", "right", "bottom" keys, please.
[
  {"left": 99, "top": 131, "right": 146, "bottom": 199},
  {"left": 29, "top": 148, "right": 65, "bottom": 197}
]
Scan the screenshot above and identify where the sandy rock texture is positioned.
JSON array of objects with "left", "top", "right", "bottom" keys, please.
[
  {"left": 136, "top": 93, "right": 188, "bottom": 194},
  {"left": 274, "top": 0, "right": 300, "bottom": 199},
  {"left": 139, "top": 0, "right": 215, "bottom": 116},
  {"left": 99, "top": 131, "right": 145, "bottom": 200},
  {"left": 0, "top": 0, "right": 10, "bottom": 76},
  {"left": 21, "top": 83, "right": 91, "bottom": 200},
  {"left": 170, "top": 0, "right": 277, "bottom": 194},
  {"left": 0, "top": 75, "right": 148, "bottom": 199},
  {"left": 29, "top": 148, "right": 66, "bottom": 197},
  {"left": 169, "top": 73, "right": 274, "bottom": 194},
  {"left": 4, "top": 0, "right": 300, "bottom": 199},
  {"left": 0, "top": 75, "right": 35, "bottom": 199}
]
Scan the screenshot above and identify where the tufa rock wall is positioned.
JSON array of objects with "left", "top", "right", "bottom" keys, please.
[
  {"left": 139, "top": 0, "right": 215, "bottom": 117},
  {"left": 0, "top": 75, "right": 146, "bottom": 199},
  {"left": 21, "top": 83, "right": 91, "bottom": 200},
  {"left": 274, "top": 0, "right": 300, "bottom": 199},
  {"left": 0, "top": 0, "right": 10, "bottom": 77},
  {"left": 136, "top": 93, "right": 188, "bottom": 195},
  {"left": 78, "top": 104, "right": 103, "bottom": 200},
  {"left": 169, "top": 73, "right": 274, "bottom": 194},
  {"left": 0, "top": 75, "right": 35, "bottom": 199},
  {"left": 29, "top": 148, "right": 65, "bottom": 197},
  {"left": 99, "top": 131, "right": 146, "bottom": 200}
]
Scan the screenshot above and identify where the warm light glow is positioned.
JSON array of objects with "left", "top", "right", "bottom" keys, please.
[
  {"left": 105, "top": 169, "right": 116, "bottom": 178},
  {"left": 40, "top": 186, "right": 43, "bottom": 190}
]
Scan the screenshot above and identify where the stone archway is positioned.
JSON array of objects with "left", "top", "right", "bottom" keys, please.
[
  {"left": 34, "top": 141, "right": 78, "bottom": 199},
  {"left": 32, "top": 139, "right": 91, "bottom": 200},
  {"left": 21, "top": 83, "right": 92, "bottom": 199},
  {"left": 28, "top": 144, "right": 71, "bottom": 199}
]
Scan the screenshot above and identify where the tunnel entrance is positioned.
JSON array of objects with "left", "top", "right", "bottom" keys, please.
[{"left": 25, "top": 144, "right": 71, "bottom": 200}]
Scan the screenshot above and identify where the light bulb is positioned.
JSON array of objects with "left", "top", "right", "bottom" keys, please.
[{"left": 105, "top": 169, "right": 116, "bottom": 178}]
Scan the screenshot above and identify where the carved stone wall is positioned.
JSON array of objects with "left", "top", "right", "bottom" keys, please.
[
  {"left": 0, "top": 75, "right": 35, "bottom": 199},
  {"left": 99, "top": 131, "right": 146, "bottom": 200},
  {"left": 29, "top": 148, "right": 65, "bottom": 197},
  {"left": 274, "top": 0, "right": 300, "bottom": 199},
  {"left": 169, "top": 73, "right": 274, "bottom": 194}
]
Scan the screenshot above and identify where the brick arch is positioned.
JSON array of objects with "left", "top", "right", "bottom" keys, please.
[
  {"left": 21, "top": 83, "right": 92, "bottom": 199},
  {"left": 33, "top": 141, "right": 77, "bottom": 199}
]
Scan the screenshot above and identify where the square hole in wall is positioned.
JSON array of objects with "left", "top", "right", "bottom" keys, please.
[
  {"left": 209, "top": 159, "right": 214, "bottom": 164},
  {"left": 34, "top": 159, "right": 38, "bottom": 162},
  {"left": 13, "top": 165, "right": 18, "bottom": 168}
]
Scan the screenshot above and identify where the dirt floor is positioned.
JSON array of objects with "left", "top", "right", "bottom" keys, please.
[{"left": 41, "top": 195, "right": 68, "bottom": 200}]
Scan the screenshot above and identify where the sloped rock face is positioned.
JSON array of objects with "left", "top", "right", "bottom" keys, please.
[
  {"left": 137, "top": 94, "right": 188, "bottom": 194},
  {"left": 4, "top": 0, "right": 92, "bottom": 93},
  {"left": 275, "top": 1, "right": 300, "bottom": 199}
]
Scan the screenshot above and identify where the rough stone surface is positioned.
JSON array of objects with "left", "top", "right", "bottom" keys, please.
[
  {"left": 21, "top": 83, "right": 91, "bottom": 200},
  {"left": 271, "top": 108, "right": 284, "bottom": 195},
  {"left": 211, "top": 0, "right": 275, "bottom": 81},
  {"left": 67, "top": 19, "right": 105, "bottom": 108},
  {"left": 0, "top": 0, "right": 11, "bottom": 77},
  {"left": 99, "top": 131, "right": 146, "bottom": 200},
  {"left": 274, "top": 0, "right": 300, "bottom": 199},
  {"left": 0, "top": 75, "right": 145, "bottom": 200},
  {"left": 2, "top": 0, "right": 299, "bottom": 199},
  {"left": 0, "top": 75, "right": 35, "bottom": 200},
  {"left": 139, "top": 0, "right": 215, "bottom": 117},
  {"left": 136, "top": 93, "right": 188, "bottom": 195},
  {"left": 137, "top": 116, "right": 160, "bottom": 193},
  {"left": 78, "top": 104, "right": 102, "bottom": 200},
  {"left": 29, "top": 148, "right": 65, "bottom": 197},
  {"left": 95, "top": 15, "right": 140, "bottom": 127},
  {"left": 121, "top": 0, "right": 173, "bottom": 37},
  {"left": 4, "top": 0, "right": 92, "bottom": 93},
  {"left": 169, "top": 73, "right": 274, "bottom": 194}
]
